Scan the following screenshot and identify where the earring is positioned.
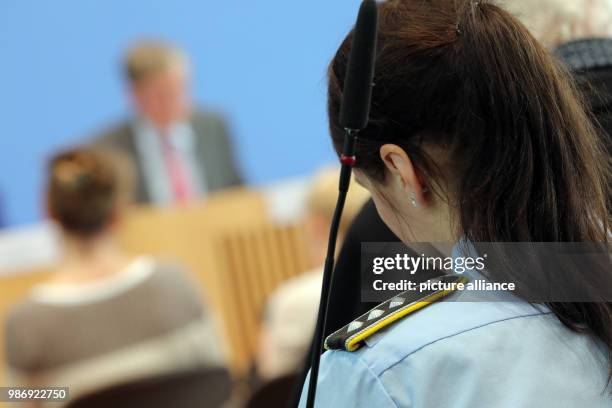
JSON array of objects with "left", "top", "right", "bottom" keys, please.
[{"left": 410, "top": 192, "right": 418, "bottom": 208}]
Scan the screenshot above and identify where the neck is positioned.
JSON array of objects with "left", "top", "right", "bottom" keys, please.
[
  {"left": 56, "top": 232, "right": 129, "bottom": 284},
  {"left": 399, "top": 202, "right": 457, "bottom": 245},
  {"left": 142, "top": 115, "right": 187, "bottom": 133},
  {"left": 148, "top": 118, "right": 172, "bottom": 133}
]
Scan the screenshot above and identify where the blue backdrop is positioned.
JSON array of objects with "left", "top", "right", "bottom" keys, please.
[{"left": 0, "top": 0, "right": 359, "bottom": 226}]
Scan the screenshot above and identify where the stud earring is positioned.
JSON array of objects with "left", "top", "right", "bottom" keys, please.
[{"left": 410, "top": 192, "right": 418, "bottom": 208}]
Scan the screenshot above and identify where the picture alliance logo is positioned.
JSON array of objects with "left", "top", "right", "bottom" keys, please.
[{"left": 372, "top": 253, "right": 487, "bottom": 275}]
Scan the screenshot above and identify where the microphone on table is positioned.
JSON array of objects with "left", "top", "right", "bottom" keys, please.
[{"left": 304, "top": 1, "right": 378, "bottom": 407}]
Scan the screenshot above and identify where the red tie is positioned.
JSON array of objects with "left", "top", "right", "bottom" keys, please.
[{"left": 161, "top": 136, "right": 193, "bottom": 205}]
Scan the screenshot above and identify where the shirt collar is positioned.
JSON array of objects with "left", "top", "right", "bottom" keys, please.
[
  {"left": 450, "top": 239, "right": 526, "bottom": 302},
  {"left": 135, "top": 118, "right": 195, "bottom": 150}
]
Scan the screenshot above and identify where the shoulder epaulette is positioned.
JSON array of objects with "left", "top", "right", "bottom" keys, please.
[{"left": 324, "top": 274, "right": 467, "bottom": 352}]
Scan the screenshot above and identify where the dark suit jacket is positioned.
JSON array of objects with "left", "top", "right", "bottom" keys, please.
[{"left": 92, "top": 111, "right": 242, "bottom": 203}]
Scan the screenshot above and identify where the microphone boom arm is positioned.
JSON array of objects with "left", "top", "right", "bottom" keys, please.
[
  {"left": 304, "top": 129, "right": 356, "bottom": 407},
  {"left": 304, "top": 1, "right": 377, "bottom": 406}
]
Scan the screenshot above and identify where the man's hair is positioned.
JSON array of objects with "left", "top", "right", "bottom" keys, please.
[
  {"left": 505, "top": 0, "right": 612, "bottom": 47},
  {"left": 123, "top": 40, "right": 188, "bottom": 83}
]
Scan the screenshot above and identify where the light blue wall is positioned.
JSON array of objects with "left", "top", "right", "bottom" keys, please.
[{"left": 0, "top": 0, "right": 358, "bottom": 226}]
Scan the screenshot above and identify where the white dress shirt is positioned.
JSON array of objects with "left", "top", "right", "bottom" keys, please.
[{"left": 132, "top": 119, "right": 207, "bottom": 205}]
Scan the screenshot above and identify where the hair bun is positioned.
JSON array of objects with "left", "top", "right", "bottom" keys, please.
[{"left": 48, "top": 149, "right": 122, "bottom": 237}]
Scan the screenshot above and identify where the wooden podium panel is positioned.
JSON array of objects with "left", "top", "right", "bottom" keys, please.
[
  {"left": 0, "top": 188, "right": 310, "bottom": 387},
  {"left": 213, "top": 224, "right": 310, "bottom": 372}
]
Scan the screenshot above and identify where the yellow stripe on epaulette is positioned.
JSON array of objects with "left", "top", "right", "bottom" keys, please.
[{"left": 324, "top": 275, "right": 468, "bottom": 352}]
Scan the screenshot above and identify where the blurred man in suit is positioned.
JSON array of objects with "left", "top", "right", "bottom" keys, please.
[{"left": 94, "top": 41, "right": 241, "bottom": 205}]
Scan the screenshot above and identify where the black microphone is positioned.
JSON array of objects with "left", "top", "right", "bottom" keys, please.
[
  {"left": 304, "top": 2, "right": 377, "bottom": 407},
  {"left": 339, "top": 0, "right": 378, "bottom": 131}
]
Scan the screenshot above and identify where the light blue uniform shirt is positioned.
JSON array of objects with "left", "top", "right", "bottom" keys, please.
[{"left": 299, "top": 243, "right": 610, "bottom": 407}]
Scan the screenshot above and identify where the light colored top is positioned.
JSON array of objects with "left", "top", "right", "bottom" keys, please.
[
  {"left": 30, "top": 256, "right": 154, "bottom": 305},
  {"left": 259, "top": 268, "right": 322, "bottom": 380},
  {"left": 133, "top": 119, "right": 206, "bottom": 205},
  {"left": 5, "top": 257, "right": 225, "bottom": 406},
  {"left": 299, "top": 244, "right": 610, "bottom": 408}
]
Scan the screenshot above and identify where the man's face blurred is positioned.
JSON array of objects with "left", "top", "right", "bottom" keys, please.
[{"left": 131, "top": 65, "right": 191, "bottom": 129}]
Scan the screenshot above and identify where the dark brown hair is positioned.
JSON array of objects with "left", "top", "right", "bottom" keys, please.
[
  {"left": 47, "top": 148, "right": 128, "bottom": 237},
  {"left": 329, "top": 0, "right": 611, "bottom": 376}
]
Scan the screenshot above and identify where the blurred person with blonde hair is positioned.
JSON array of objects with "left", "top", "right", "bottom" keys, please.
[
  {"left": 93, "top": 40, "right": 241, "bottom": 205},
  {"left": 302, "top": 167, "right": 370, "bottom": 267},
  {"left": 4, "top": 148, "right": 226, "bottom": 406},
  {"left": 506, "top": 0, "right": 612, "bottom": 49},
  {"left": 254, "top": 167, "right": 369, "bottom": 383}
]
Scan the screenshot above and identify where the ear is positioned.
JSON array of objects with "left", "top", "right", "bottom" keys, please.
[{"left": 379, "top": 144, "right": 427, "bottom": 205}]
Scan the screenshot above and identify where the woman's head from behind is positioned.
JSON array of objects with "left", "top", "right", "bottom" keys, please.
[
  {"left": 328, "top": 0, "right": 610, "bottom": 244},
  {"left": 47, "top": 148, "right": 132, "bottom": 240},
  {"left": 329, "top": 0, "right": 612, "bottom": 382}
]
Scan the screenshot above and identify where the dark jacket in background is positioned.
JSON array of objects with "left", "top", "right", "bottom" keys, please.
[{"left": 93, "top": 111, "right": 242, "bottom": 204}]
